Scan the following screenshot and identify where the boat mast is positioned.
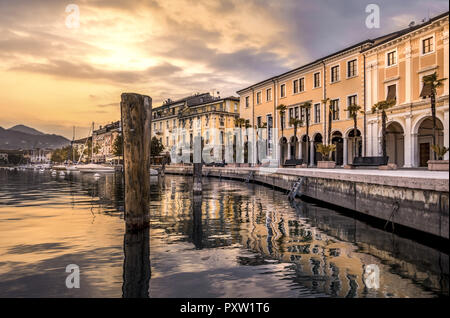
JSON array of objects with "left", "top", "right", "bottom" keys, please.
[{"left": 91, "top": 122, "right": 94, "bottom": 163}]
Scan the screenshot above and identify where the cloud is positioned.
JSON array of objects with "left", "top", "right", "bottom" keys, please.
[{"left": 0, "top": 0, "right": 448, "bottom": 138}]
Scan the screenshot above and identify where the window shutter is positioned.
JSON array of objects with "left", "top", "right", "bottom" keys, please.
[
  {"left": 386, "top": 85, "right": 396, "bottom": 101},
  {"left": 420, "top": 83, "right": 432, "bottom": 98}
]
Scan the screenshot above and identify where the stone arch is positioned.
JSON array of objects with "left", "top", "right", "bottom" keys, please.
[
  {"left": 385, "top": 121, "right": 404, "bottom": 167},
  {"left": 345, "top": 128, "right": 362, "bottom": 164},
  {"left": 331, "top": 131, "right": 344, "bottom": 165},
  {"left": 414, "top": 115, "right": 445, "bottom": 166}
]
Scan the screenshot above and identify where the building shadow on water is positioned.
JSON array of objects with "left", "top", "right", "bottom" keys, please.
[{"left": 122, "top": 228, "right": 151, "bottom": 298}]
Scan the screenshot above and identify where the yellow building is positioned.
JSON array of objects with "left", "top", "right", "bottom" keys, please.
[
  {"left": 237, "top": 11, "right": 449, "bottom": 167},
  {"left": 151, "top": 93, "right": 240, "bottom": 161},
  {"left": 364, "top": 12, "right": 449, "bottom": 167}
]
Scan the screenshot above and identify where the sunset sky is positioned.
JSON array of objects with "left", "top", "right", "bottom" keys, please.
[{"left": 0, "top": 0, "right": 448, "bottom": 139}]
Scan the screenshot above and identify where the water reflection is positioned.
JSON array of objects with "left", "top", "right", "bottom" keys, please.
[
  {"left": 122, "top": 228, "right": 151, "bottom": 298},
  {"left": 0, "top": 169, "right": 448, "bottom": 298}
]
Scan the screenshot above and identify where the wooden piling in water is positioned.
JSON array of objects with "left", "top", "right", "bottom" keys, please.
[
  {"left": 193, "top": 135, "right": 202, "bottom": 194},
  {"left": 120, "top": 93, "right": 152, "bottom": 231}
]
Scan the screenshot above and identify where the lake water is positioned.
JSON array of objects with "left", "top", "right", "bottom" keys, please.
[{"left": 0, "top": 169, "right": 448, "bottom": 297}]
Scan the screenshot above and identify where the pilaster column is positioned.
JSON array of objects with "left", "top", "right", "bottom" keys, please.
[
  {"left": 287, "top": 143, "right": 292, "bottom": 160},
  {"left": 443, "top": 30, "right": 449, "bottom": 96},
  {"left": 309, "top": 141, "right": 315, "bottom": 166},
  {"left": 404, "top": 114, "right": 413, "bottom": 167},
  {"left": 343, "top": 137, "right": 348, "bottom": 166},
  {"left": 298, "top": 141, "right": 303, "bottom": 160},
  {"left": 411, "top": 133, "right": 419, "bottom": 167},
  {"left": 444, "top": 110, "right": 449, "bottom": 160},
  {"left": 405, "top": 43, "right": 412, "bottom": 103}
]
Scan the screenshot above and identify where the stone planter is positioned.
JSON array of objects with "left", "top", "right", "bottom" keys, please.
[
  {"left": 317, "top": 161, "right": 336, "bottom": 169},
  {"left": 427, "top": 160, "right": 449, "bottom": 171}
]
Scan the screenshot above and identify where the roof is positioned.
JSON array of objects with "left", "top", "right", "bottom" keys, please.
[
  {"left": 236, "top": 10, "right": 449, "bottom": 94},
  {"left": 152, "top": 94, "right": 239, "bottom": 112}
]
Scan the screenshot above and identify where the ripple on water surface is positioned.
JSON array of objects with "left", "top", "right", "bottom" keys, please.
[{"left": 0, "top": 170, "right": 447, "bottom": 297}]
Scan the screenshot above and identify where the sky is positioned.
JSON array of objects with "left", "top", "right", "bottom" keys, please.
[{"left": 0, "top": 0, "right": 448, "bottom": 139}]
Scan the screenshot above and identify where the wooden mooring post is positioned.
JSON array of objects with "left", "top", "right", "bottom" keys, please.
[
  {"left": 193, "top": 135, "right": 202, "bottom": 194},
  {"left": 120, "top": 93, "right": 152, "bottom": 231}
]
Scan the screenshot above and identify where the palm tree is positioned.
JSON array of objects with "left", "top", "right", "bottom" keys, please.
[
  {"left": 321, "top": 98, "right": 330, "bottom": 143},
  {"left": 277, "top": 104, "right": 287, "bottom": 138},
  {"left": 422, "top": 72, "right": 447, "bottom": 159},
  {"left": 289, "top": 117, "right": 303, "bottom": 160},
  {"left": 326, "top": 99, "right": 334, "bottom": 145},
  {"left": 371, "top": 99, "right": 396, "bottom": 160},
  {"left": 345, "top": 103, "right": 362, "bottom": 158},
  {"left": 300, "top": 102, "right": 312, "bottom": 165}
]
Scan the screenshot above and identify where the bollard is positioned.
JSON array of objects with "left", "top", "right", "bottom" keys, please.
[{"left": 120, "top": 93, "right": 152, "bottom": 231}]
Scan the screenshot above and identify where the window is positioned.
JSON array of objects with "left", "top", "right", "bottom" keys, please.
[
  {"left": 245, "top": 96, "right": 249, "bottom": 108},
  {"left": 299, "top": 78, "right": 305, "bottom": 92},
  {"left": 386, "top": 84, "right": 396, "bottom": 102},
  {"left": 294, "top": 107, "right": 299, "bottom": 119},
  {"left": 331, "top": 99, "right": 339, "bottom": 120},
  {"left": 266, "top": 88, "right": 272, "bottom": 101},
  {"left": 300, "top": 107, "right": 306, "bottom": 123},
  {"left": 293, "top": 79, "right": 299, "bottom": 94},
  {"left": 256, "top": 92, "right": 261, "bottom": 104},
  {"left": 166, "top": 136, "right": 169, "bottom": 145},
  {"left": 347, "top": 59, "right": 357, "bottom": 77},
  {"left": 173, "top": 119, "right": 176, "bottom": 128},
  {"left": 280, "top": 84, "right": 286, "bottom": 98},
  {"left": 234, "top": 103, "right": 238, "bottom": 112},
  {"left": 347, "top": 95, "right": 357, "bottom": 118},
  {"left": 314, "top": 103, "right": 321, "bottom": 123},
  {"left": 422, "top": 36, "right": 434, "bottom": 54},
  {"left": 159, "top": 122, "right": 162, "bottom": 130},
  {"left": 257, "top": 116, "right": 262, "bottom": 128},
  {"left": 387, "top": 51, "right": 396, "bottom": 66},
  {"left": 331, "top": 66, "right": 339, "bottom": 83},
  {"left": 289, "top": 108, "right": 294, "bottom": 124},
  {"left": 314, "top": 72, "right": 320, "bottom": 88}
]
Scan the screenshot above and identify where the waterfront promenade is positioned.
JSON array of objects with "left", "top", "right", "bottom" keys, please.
[{"left": 165, "top": 165, "right": 449, "bottom": 239}]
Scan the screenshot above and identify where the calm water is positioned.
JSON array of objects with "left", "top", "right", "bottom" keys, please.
[{"left": 0, "top": 169, "right": 448, "bottom": 298}]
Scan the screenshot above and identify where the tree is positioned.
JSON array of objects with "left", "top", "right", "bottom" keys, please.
[
  {"left": 289, "top": 117, "right": 303, "bottom": 160},
  {"left": 324, "top": 98, "right": 333, "bottom": 145},
  {"left": 300, "top": 102, "right": 312, "bottom": 165},
  {"left": 345, "top": 103, "right": 363, "bottom": 158},
  {"left": 422, "top": 72, "right": 447, "bottom": 159},
  {"left": 151, "top": 136, "right": 164, "bottom": 156},
  {"left": 112, "top": 134, "right": 123, "bottom": 157},
  {"left": 316, "top": 143, "right": 336, "bottom": 161},
  {"left": 371, "top": 99, "right": 396, "bottom": 160},
  {"left": 277, "top": 104, "right": 287, "bottom": 138}
]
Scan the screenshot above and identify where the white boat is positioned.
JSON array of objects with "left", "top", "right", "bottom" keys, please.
[{"left": 76, "top": 163, "right": 115, "bottom": 173}]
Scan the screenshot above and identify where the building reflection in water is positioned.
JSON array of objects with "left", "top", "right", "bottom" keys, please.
[
  {"left": 147, "top": 176, "right": 448, "bottom": 298},
  {"left": 46, "top": 172, "right": 447, "bottom": 298}
]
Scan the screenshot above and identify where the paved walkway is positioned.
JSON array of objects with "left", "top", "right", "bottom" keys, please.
[{"left": 272, "top": 167, "right": 449, "bottom": 179}]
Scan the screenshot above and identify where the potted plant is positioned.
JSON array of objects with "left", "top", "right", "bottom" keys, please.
[
  {"left": 316, "top": 143, "right": 336, "bottom": 168},
  {"left": 428, "top": 145, "right": 449, "bottom": 171}
]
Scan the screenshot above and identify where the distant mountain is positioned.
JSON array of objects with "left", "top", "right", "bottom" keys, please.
[
  {"left": 8, "top": 124, "right": 45, "bottom": 135},
  {"left": 0, "top": 125, "right": 70, "bottom": 150}
]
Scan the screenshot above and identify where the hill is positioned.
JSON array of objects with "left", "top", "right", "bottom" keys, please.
[{"left": 0, "top": 125, "right": 70, "bottom": 150}]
